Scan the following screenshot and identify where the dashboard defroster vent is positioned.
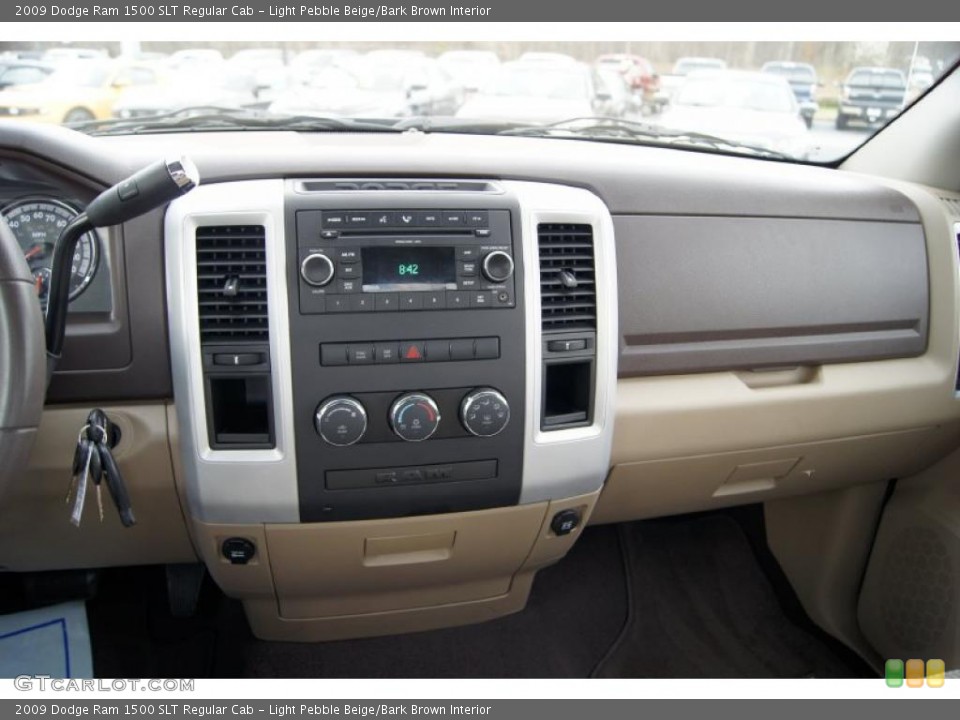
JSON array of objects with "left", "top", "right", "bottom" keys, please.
[
  {"left": 196, "top": 225, "right": 269, "bottom": 343},
  {"left": 538, "top": 223, "right": 596, "bottom": 331}
]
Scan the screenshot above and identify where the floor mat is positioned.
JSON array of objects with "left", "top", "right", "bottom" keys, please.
[
  {"left": 242, "top": 524, "right": 626, "bottom": 678},
  {"left": 593, "top": 515, "right": 864, "bottom": 678},
  {"left": 0, "top": 600, "right": 93, "bottom": 678}
]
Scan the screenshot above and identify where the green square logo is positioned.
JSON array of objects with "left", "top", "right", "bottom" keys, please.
[{"left": 886, "top": 659, "right": 905, "bottom": 687}]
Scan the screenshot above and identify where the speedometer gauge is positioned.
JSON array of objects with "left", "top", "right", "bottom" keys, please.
[{"left": 1, "top": 198, "right": 100, "bottom": 306}]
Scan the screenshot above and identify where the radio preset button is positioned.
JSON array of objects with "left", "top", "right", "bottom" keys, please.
[
  {"left": 326, "top": 296, "right": 349, "bottom": 313},
  {"left": 375, "top": 293, "right": 399, "bottom": 311},
  {"left": 300, "top": 253, "right": 335, "bottom": 287},
  {"left": 446, "top": 291, "right": 471, "bottom": 308},
  {"left": 423, "top": 292, "right": 446, "bottom": 310},
  {"left": 349, "top": 295, "right": 375, "bottom": 312},
  {"left": 400, "top": 292, "right": 424, "bottom": 310}
]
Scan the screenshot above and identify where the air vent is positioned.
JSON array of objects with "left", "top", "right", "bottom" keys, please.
[
  {"left": 538, "top": 223, "right": 596, "bottom": 331},
  {"left": 196, "top": 225, "right": 269, "bottom": 343},
  {"left": 298, "top": 179, "right": 495, "bottom": 193},
  {"left": 940, "top": 196, "right": 960, "bottom": 218}
]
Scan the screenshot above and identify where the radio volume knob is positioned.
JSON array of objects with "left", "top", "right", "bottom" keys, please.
[
  {"left": 461, "top": 388, "right": 510, "bottom": 437},
  {"left": 389, "top": 393, "right": 441, "bottom": 442},
  {"left": 300, "top": 252, "right": 335, "bottom": 287},
  {"left": 315, "top": 396, "right": 367, "bottom": 446},
  {"left": 481, "top": 250, "right": 514, "bottom": 283}
]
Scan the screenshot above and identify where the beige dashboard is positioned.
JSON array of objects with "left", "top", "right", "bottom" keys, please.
[{"left": 1, "top": 125, "right": 959, "bottom": 643}]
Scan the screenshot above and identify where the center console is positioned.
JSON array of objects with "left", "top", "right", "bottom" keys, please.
[{"left": 165, "top": 179, "right": 617, "bottom": 641}]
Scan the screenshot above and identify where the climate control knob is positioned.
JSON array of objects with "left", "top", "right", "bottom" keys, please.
[
  {"left": 389, "top": 393, "right": 441, "bottom": 442},
  {"left": 315, "top": 396, "right": 367, "bottom": 446},
  {"left": 300, "top": 252, "right": 335, "bottom": 287},
  {"left": 481, "top": 250, "right": 514, "bottom": 283},
  {"left": 460, "top": 388, "right": 510, "bottom": 437}
]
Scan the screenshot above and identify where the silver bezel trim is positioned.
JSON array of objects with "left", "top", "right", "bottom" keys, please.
[
  {"left": 503, "top": 181, "right": 618, "bottom": 504},
  {"left": 165, "top": 180, "right": 299, "bottom": 523}
]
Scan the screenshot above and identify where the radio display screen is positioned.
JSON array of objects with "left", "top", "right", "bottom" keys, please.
[{"left": 361, "top": 247, "right": 457, "bottom": 291}]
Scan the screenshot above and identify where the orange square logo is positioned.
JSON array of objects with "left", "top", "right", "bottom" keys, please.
[{"left": 906, "top": 659, "right": 925, "bottom": 687}]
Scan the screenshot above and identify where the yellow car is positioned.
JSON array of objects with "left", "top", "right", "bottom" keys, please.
[{"left": 0, "top": 60, "right": 163, "bottom": 124}]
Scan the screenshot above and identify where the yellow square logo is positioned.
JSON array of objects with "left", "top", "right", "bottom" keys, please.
[{"left": 927, "top": 659, "right": 945, "bottom": 688}]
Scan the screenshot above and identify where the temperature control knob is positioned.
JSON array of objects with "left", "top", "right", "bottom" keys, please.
[
  {"left": 300, "top": 252, "right": 335, "bottom": 287},
  {"left": 460, "top": 388, "right": 510, "bottom": 437},
  {"left": 315, "top": 396, "right": 367, "bottom": 446},
  {"left": 389, "top": 393, "right": 441, "bottom": 442},
  {"left": 481, "top": 250, "right": 514, "bottom": 283}
]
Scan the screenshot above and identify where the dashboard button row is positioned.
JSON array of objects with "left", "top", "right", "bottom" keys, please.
[
  {"left": 321, "top": 337, "right": 500, "bottom": 366},
  {"left": 322, "top": 209, "right": 488, "bottom": 229},
  {"left": 303, "top": 289, "right": 513, "bottom": 314}
]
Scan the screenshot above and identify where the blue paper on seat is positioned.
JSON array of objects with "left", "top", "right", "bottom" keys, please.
[{"left": 0, "top": 601, "right": 93, "bottom": 678}]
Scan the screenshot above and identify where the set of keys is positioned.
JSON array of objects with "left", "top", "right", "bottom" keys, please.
[{"left": 65, "top": 409, "right": 136, "bottom": 528}]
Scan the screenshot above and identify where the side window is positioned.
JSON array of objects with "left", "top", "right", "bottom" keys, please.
[{"left": 0, "top": 66, "right": 49, "bottom": 85}]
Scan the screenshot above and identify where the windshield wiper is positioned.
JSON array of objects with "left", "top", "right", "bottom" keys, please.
[
  {"left": 494, "top": 116, "right": 793, "bottom": 160},
  {"left": 75, "top": 107, "right": 405, "bottom": 136}
]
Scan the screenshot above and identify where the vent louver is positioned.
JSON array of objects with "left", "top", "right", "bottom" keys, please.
[
  {"left": 538, "top": 223, "right": 596, "bottom": 331},
  {"left": 196, "top": 225, "right": 269, "bottom": 343}
]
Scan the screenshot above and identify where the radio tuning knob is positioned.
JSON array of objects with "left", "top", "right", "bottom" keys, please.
[
  {"left": 460, "top": 388, "right": 510, "bottom": 437},
  {"left": 389, "top": 393, "right": 441, "bottom": 442},
  {"left": 300, "top": 252, "right": 335, "bottom": 287},
  {"left": 481, "top": 250, "right": 514, "bottom": 283}
]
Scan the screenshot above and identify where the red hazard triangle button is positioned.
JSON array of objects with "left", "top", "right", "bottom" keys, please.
[{"left": 400, "top": 342, "right": 424, "bottom": 362}]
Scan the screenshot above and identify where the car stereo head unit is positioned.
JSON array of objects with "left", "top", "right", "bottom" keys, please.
[{"left": 295, "top": 209, "right": 516, "bottom": 315}]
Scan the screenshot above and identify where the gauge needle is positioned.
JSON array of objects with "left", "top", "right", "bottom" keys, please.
[{"left": 24, "top": 245, "right": 44, "bottom": 260}]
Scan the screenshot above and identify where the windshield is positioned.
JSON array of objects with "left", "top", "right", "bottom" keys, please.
[
  {"left": 0, "top": 40, "right": 957, "bottom": 164},
  {"left": 483, "top": 63, "right": 590, "bottom": 100},
  {"left": 674, "top": 74, "right": 797, "bottom": 113}
]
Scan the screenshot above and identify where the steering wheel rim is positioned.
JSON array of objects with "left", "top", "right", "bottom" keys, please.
[{"left": 0, "top": 221, "right": 45, "bottom": 499}]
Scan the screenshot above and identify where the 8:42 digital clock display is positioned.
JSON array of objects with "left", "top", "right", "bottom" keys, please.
[{"left": 362, "top": 247, "right": 456, "bottom": 291}]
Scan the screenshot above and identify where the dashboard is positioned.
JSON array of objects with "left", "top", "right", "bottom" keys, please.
[{"left": 2, "top": 121, "right": 959, "bottom": 642}]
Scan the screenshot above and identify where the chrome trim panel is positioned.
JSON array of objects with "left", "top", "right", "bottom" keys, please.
[
  {"left": 504, "top": 181, "right": 618, "bottom": 504},
  {"left": 165, "top": 180, "right": 299, "bottom": 523}
]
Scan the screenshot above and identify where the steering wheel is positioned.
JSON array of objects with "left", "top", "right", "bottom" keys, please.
[{"left": 0, "top": 221, "right": 45, "bottom": 499}]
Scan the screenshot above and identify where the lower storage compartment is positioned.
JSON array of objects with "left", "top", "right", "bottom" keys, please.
[
  {"left": 592, "top": 424, "right": 960, "bottom": 524},
  {"left": 191, "top": 492, "right": 598, "bottom": 641}
]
